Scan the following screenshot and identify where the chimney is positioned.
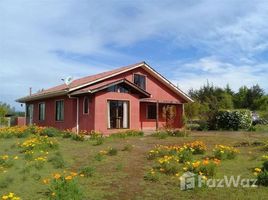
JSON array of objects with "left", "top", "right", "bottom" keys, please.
[{"left": 29, "top": 87, "right": 32, "bottom": 96}]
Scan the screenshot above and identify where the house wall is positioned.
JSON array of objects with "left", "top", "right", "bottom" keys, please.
[
  {"left": 94, "top": 91, "right": 140, "bottom": 135},
  {"left": 78, "top": 94, "right": 95, "bottom": 132},
  {"left": 27, "top": 95, "right": 77, "bottom": 131},
  {"left": 90, "top": 67, "right": 185, "bottom": 131}
]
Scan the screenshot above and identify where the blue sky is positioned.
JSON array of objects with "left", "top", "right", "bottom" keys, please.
[{"left": 1, "top": 0, "right": 268, "bottom": 110}]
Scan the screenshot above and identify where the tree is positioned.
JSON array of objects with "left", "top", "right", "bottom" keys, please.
[
  {"left": 184, "top": 102, "right": 200, "bottom": 121},
  {"left": 218, "top": 93, "right": 234, "bottom": 109}
]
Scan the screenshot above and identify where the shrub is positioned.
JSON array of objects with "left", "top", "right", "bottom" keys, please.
[
  {"left": 257, "top": 170, "right": 268, "bottom": 186},
  {"left": 89, "top": 130, "right": 103, "bottom": 139},
  {"left": 107, "top": 148, "right": 118, "bottom": 156},
  {"left": 155, "top": 155, "right": 180, "bottom": 175},
  {"left": 19, "top": 136, "right": 58, "bottom": 153},
  {"left": 71, "top": 134, "right": 85, "bottom": 141},
  {"left": 177, "top": 148, "right": 193, "bottom": 163},
  {"left": 184, "top": 141, "right": 207, "bottom": 154},
  {"left": 40, "top": 127, "right": 62, "bottom": 137},
  {"left": 183, "top": 158, "right": 220, "bottom": 177},
  {"left": 79, "top": 166, "right": 95, "bottom": 177},
  {"left": 215, "top": 109, "right": 252, "bottom": 130},
  {"left": 62, "top": 130, "right": 72, "bottom": 138},
  {"left": 48, "top": 173, "right": 83, "bottom": 200},
  {"left": 213, "top": 145, "right": 239, "bottom": 160},
  {"left": 0, "top": 126, "right": 31, "bottom": 138}
]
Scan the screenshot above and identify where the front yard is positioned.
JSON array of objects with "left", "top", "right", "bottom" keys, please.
[{"left": 1, "top": 128, "right": 268, "bottom": 200}]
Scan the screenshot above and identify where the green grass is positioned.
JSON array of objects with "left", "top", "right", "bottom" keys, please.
[{"left": 1, "top": 131, "right": 268, "bottom": 199}]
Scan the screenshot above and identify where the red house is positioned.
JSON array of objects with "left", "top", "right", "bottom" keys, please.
[{"left": 17, "top": 62, "right": 193, "bottom": 135}]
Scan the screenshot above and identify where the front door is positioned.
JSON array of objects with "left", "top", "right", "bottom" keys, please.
[{"left": 107, "top": 100, "right": 129, "bottom": 129}]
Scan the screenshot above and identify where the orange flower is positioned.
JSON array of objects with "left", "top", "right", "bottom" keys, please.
[
  {"left": 65, "top": 176, "right": 73, "bottom": 180},
  {"left": 53, "top": 173, "right": 61, "bottom": 179}
]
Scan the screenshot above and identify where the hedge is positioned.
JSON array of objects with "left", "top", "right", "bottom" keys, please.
[{"left": 215, "top": 109, "right": 252, "bottom": 130}]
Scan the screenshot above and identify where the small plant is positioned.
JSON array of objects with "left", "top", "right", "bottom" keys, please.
[
  {"left": 79, "top": 166, "right": 95, "bottom": 177},
  {"left": 110, "top": 130, "right": 144, "bottom": 138},
  {"left": 152, "top": 131, "right": 168, "bottom": 139},
  {"left": 40, "top": 127, "right": 62, "bottom": 137},
  {"left": 71, "top": 134, "right": 85, "bottom": 141},
  {"left": 94, "top": 153, "right": 104, "bottom": 161},
  {"left": 93, "top": 137, "right": 104, "bottom": 146},
  {"left": 89, "top": 130, "right": 103, "bottom": 139},
  {"left": 183, "top": 158, "right": 220, "bottom": 177},
  {"left": 155, "top": 155, "right": 180, "bottom": 175},
  {"left": 122, "top": 144, "right": 134, "bottom": 152},
  {"left": 1, "top": 192, "right": 21, "bottom": 200},
  {"left": 144, "top": 169, "right": 160, "bottom": 182},
  {"left": 115, "top": 163, "right": 123, "bottom": 171},
  {"left": 213, "top": 145, "right": 239, "bottom": 160},
  {"left": 0, "top": 155, "right": 14, "bottom": 168},
  {"left": 107, "top": 148, "right": 118, "bottom": 156},
  {"left": 184, "top": 141, "right": 207, "bottom": 154},
  {"left": 48, "top": 173, "right": 83, "bottom": 200}
]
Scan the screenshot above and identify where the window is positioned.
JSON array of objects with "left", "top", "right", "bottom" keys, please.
[
  {"left": 107, "top": 100, "right": 129, "bottom": 129},
  {"left": 147, "top": 104, "right": 156, "bottom": 119},
  {"left": 134, "top": 74, "right": 146, "bottom": 90},
  {"left": 55, "top": 100, "right": 64, "bottom": 121},
  {"left": 38, "top": 103, "right": 45, "bottom": 121},
  {"left": 107, "top": 84, "right": 129, "bottom": 93},
  {"left": 83, "top": 97, "right": 89, "bottom": 114}
]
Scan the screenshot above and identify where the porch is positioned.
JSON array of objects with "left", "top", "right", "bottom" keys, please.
[{"left": 139, "top": 98, "right": 183, "bottom": 131}]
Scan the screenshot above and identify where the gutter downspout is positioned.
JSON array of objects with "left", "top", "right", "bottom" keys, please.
[{"left": 68, "top": 95, "right": 79, "bottom": 134}]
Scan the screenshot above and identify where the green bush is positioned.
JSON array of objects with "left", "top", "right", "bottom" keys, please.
[
  {"left": 89, "top": 130, "right": 103, "bottom": 139},
  {"left": 257, "top": 170, "right": 268, "bottom": 186},
  {"left": 71, "top": 134, "right": 85, "bottom": 141},
  {"left": 215, "top": 109, "right": 252, "bottom": 130},
  {"left": 40, "top": 127, "right": 62, "bottom": 137}
]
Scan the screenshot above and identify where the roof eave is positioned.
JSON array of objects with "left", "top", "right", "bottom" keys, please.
[{"left": 16, "top": 90, "right": 68, "bottom": 103}]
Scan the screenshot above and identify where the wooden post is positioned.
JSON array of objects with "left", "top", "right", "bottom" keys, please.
[{"left": 156, "top": 101, "right": 159, "bottom": 130}]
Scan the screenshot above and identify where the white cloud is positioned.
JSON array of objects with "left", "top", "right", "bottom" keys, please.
[{"left": 172, "top": 57, "right": 268, "bottom": 92}]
